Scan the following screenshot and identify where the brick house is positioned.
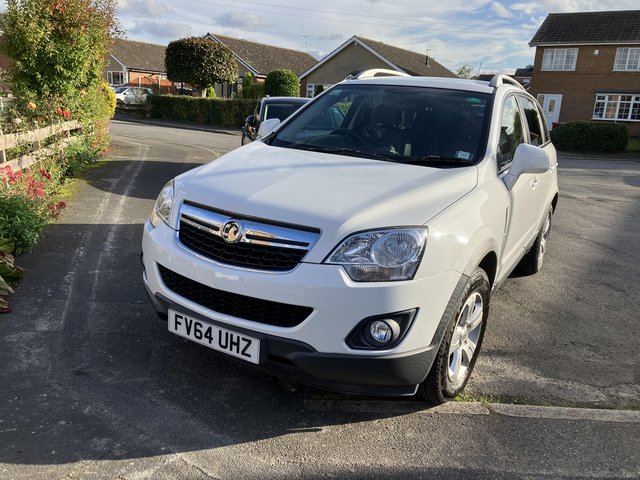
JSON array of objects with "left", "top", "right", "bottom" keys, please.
[
  {"left": 529, "top": 11, "right": 640, "bottom": 136},
  {"left": 513, "top": 66, "right": 533, "bottom": 89},
  {"left": 299, "top": 36, "right": 457, "bottom": 98},
  {"left": 104, "top": 39, "right": 172, "bottom": 92},
  {"left": 204, "top": 33, "right": 317, "bottom": 97}
]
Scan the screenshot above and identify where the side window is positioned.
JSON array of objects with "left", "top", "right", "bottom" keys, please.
[
  {"left": 517, "top": 96, "right": 545, "bottom": 146},
  {"left": 537, "top": 105, "right": 549, "bottom": 143},
  {"left": 497, "top": 96, "right": 524, "bottom": 172}
]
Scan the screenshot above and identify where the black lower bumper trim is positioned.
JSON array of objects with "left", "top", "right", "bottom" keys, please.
[{"left": 144, "top": 285, "right": 437, "bottom": 397}]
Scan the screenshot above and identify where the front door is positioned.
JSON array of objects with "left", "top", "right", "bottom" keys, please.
[{"left": 537, "top": 94, "right": 562, "bottom": 129}]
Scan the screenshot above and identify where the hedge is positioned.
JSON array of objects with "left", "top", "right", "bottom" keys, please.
[
  {"left": 550, "top": 121, "right": 629, "bottom": 153},
  {"left": 148, "top": 95, "right": 255, "bottom": 127}
]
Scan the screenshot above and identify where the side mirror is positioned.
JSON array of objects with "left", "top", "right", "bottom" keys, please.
[
  {"left": 503, "top": 143, "right": 550, "bottom": 191},
  {"left": 257, "top": 118, "right": 281, "bottom": 139},
  {"left": 246, "top": 115, "right": 257, "bottom": 127}
]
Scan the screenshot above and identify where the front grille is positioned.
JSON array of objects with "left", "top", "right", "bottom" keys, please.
[
  {"left": 158, "top": 265, "right": 313, "bottom": 327},
  {"left": 179, "top": 221, "right": 306, "bottom": 271},
  {"left": 177, "top": 203, "right": 320, "bottom": 272}
]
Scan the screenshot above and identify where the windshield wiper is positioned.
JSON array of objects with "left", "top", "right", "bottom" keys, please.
[
  {"left": 397, "top": 155, "right": 471, "bottom": 167},
  {"left": 288, "top": 145, "right": 398, "bottom": 161}
]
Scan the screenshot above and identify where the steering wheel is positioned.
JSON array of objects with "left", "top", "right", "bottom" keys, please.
[{"left": 330, "top": 128, "right": 364, "bottom": 144}]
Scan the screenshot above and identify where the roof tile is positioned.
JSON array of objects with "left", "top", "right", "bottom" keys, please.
[
  {"left": 208, "top": 34, "right": 317, "bottom": 76},
  {"left": 356, "top": 37, "right": 457, "bottom": 78},
  {"left": 111, "top": 39, "right": 166, "bottom": 72},
  {"left": 530, "top": 11, "right": 640, "bottom": 45}
]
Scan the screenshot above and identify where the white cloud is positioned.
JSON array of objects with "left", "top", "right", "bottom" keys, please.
[
  {"left": 130, "top": 20, "right": 191, "bottom": 40},
  {"left": 214, "top": 11, "right": 270, "bottom": 31},
  {"left": 119, "top": 0, "right": 170, "bottom": 17},
  {"left": 491, "top": 1, "right": 512, "bottom": 18},
  {"left": 511, "top": 3, "right": 541, "bottom": 16}
]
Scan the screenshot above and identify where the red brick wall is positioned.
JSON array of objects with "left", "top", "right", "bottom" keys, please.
[{"left": 529, "top": 45, "right": 640, "bottom": 136}]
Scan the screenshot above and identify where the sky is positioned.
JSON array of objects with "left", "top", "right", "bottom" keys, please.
[{"left": 6, "top": 0, "right": 640, "bottom": 74}]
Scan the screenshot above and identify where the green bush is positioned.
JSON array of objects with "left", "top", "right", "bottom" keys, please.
[
  {"left": 550, "top": 121, "right": 629, "bottom": 153},
  {"left": 62, "top": 137, "right": 100, "bottom": 177},
  {"left": 264, "top": 69, "right": 299, "bottom": 97},
  {"left": 149, "top": 95, "right": 255, "bottom": 127},
  {"left": 242, "top": 83, "right": 264, "bottom": 99},
  {"left": 241, "top": 73, "right": 263, "bottom": 99},
  {"left": 0, "top": 195, "right": 48, "bottom": 255}
]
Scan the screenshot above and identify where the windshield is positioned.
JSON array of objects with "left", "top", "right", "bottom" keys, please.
[
  {"left": 263, "top": 101, "right": 307, "bottom": 121},
  {"left": 270, "top": 84, "right": 491, "bottom": 167},
  {"left": 114, "top": 87, "right": 128, "bottom": 93}
]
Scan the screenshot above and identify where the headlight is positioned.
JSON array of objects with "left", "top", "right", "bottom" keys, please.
[
  {"left": 150, "top": 180, "right": 175, "bottom": 228},
  {"left": 325, "top": 228, "right": 427, "bottom": 282}
]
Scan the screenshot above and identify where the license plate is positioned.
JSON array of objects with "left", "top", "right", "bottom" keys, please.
[{"left": 168, "top": 310, "right": 260, "bottom": 364}]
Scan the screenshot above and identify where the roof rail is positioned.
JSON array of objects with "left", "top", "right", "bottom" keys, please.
[
  {"left": 347, "top": 69, "right": 410, "bottom": 80},
  {"left": 488, "top": 74, "right": 525, "bottom": 91}
]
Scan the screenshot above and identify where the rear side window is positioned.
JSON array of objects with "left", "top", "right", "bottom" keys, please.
[
  {"left": 497, "top": 96, "right": 525, "bottom": 172},
  {"left": 518, "top": 97, "right": 545, "bottom": 146}
]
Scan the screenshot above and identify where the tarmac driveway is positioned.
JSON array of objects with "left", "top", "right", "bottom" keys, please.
[{"left": 0, "top": 120, "right": 638, "bottom": 479}]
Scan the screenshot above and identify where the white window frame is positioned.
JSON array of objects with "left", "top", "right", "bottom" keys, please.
[
  {"left": 306, "top": 83, "right": 332, "bottom": 98},
  {"left": 107, "top": 71, "right": 125, "bottom": 85},
  {"left": 592, "top": 94, "right": 640, "bottom": 122},
  {"left": 613, "top": 48, "right": 640, "bottom": 71},
  {"left": 541, "top": 48, "right": 578, "bottom": 71},
  {"left": 306, "top": 84, "right": 315, "bottom": 98}
]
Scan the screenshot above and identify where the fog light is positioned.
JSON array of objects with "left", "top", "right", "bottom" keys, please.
[
  {"left": 346, "top": 309, "right": 417, "bottom": 350},
  {"left": 370, "top": 320, "right": 393, "bottom": 344}
]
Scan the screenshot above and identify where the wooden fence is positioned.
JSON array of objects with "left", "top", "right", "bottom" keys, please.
[{"left": 0, "top": 120, "right": 81, "bottom": 170}]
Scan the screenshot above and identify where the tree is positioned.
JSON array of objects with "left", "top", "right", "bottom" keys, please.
[
  {"left": 165, "top": 37, "right": 238, "bottom": 97},
  {"left": 264, "top": 69, "right": 299, "bottom": 97},
  {"left": 241, "top": 72, "right": 263, "bottom": 99},
  {"left": 456, "top": 64, "right": 474, "bottom": 79},
  {"left": 0, "top": 0, "right": 119, "bottom": 132}
]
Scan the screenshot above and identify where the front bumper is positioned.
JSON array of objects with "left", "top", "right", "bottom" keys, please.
[
  {"left": 147, "top": 288, "right": 446, "bottom": 396},
  {"left": 142, "top": 220, "right": 464, "bottom": 395}
]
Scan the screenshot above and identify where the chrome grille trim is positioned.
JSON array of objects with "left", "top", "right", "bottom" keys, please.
[{"left": 179, "top": 203, "right": 320, "bottom": 252}]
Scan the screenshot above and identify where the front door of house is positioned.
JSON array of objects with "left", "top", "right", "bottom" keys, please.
[{"left": 537, "top": 94, "right": 562, "bottom": 130}]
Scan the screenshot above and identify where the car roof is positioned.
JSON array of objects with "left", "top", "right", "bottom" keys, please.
[
  {"left": 343, "top": 76, "right": 496, "bottom": 95},
  {"left": 263, "top": 96, "right": 310, "bottom": 102}
]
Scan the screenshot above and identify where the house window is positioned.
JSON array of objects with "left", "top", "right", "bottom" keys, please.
[
  {"left": 306, "top": 84, "right": 315, "bottom": 98},
  {"left": 593, "top": 94, "right": 640, "bottom": 121},
  {"left": 541, "top": 48, "right": 578, "bottom": 71},
  {"left": 107, "top": 71, "right": 125, "bottom": 85},
  {"left": 306, "top": 84, "right": 332, "bottom": 98},
  {"left": 613, "top": 48, "right": 640, "bottom": 71}
]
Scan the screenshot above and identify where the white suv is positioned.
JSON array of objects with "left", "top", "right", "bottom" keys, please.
[{"left": 142, "top": 71, "right": 558, "bottom": 403}]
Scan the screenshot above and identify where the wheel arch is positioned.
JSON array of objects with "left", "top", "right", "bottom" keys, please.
[
  {"left": 551, "top": 192, "right": 559, "bottom": 212},
  {"left": 478, "top": 251, "right": 498, "bottom": 288},
  {"left": 459, "top": 236, "right": 500, "bottom": 288}
]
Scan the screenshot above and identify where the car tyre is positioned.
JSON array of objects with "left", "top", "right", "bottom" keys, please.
[
  {"left": 517, "top": 207, "right": 552, "bottom": 275},
  {"left": 417, "top": 267, "right": 490, "bottom": 404}
]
